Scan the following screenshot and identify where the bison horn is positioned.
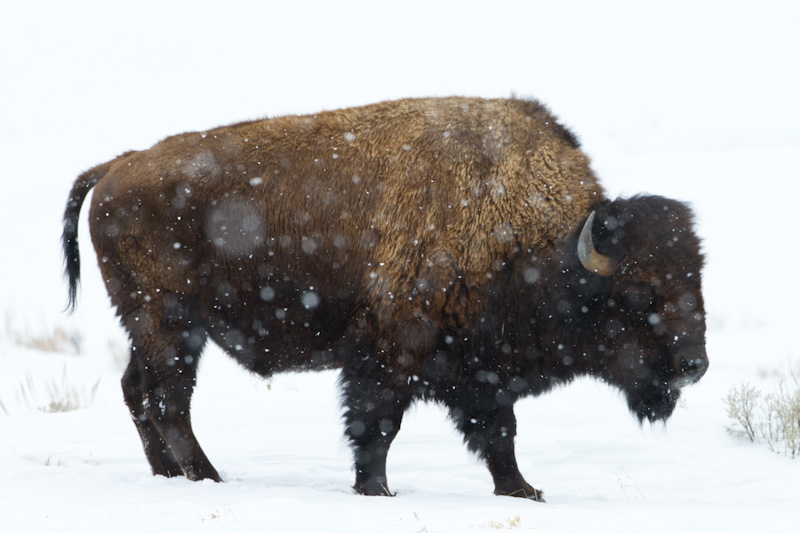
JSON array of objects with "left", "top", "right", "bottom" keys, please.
[{"left": 577, "top": 211, "right": 618, "bottom": 276}]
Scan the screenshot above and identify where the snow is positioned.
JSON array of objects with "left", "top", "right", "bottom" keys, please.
[{"left": 1, "top": 1, "right": 799, "bottom": 531}]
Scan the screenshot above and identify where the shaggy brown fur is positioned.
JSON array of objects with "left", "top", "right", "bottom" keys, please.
[{"left": 63, "top": 97, "right": 707, "bottom": 500}]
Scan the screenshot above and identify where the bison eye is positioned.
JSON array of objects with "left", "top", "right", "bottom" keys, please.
[{"left": 621, "top": 283, "right": 654, "bottom": 312}]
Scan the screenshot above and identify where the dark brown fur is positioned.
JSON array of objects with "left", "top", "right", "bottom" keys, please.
[{"left": 63, "top": 97, "right": 707, "bottom": 500}]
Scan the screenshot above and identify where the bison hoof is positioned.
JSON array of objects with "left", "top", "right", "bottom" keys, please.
[
  {"left": 499, "top": 487, "right": 545, "bottom": 502},
  {"left": 182, "top": 465, "right": 223, "bottom": 483},
  {"left": 153, "top": 466, "right": 185, "bottom": 478},
  {"left": 528, "top": 490, "right": 545, "bottom": 503},
  {"left": 354, "top": 481, "right": 395, "bottom": 497}
]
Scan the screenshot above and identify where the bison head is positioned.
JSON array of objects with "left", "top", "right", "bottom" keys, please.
[{"left": 576, "top": 195, "right": 708, "bottom": 422}]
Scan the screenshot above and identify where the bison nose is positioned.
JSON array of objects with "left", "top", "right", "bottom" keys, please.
[{"left": 671, "top": 346, "right": 709, "bottom": 388}]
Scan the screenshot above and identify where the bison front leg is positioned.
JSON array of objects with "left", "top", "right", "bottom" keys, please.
[
  {"left": 340, "top": 363, "right": 413, "bottom": 497},
  {"left": 448, "top": 401, "right": 545, "bottom": 502}
]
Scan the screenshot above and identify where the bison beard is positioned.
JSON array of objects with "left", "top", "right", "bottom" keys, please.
[{"left": 62, "top": 97, "right": 708, "bottom": 501}]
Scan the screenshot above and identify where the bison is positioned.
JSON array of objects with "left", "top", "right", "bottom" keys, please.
[{"left": 62, "top": 97, "right": 708, "bottom": 500}]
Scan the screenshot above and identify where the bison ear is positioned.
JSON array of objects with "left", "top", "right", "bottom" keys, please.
[{"left": 577, "top": 211, "right": 619, "bottom": 277}]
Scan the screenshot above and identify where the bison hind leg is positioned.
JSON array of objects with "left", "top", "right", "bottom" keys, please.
[
  {"left": 122, "top": 356, "right": 183, "bottom": 478},
  {"left": 120, "top": 303, "right": 221, "bottom": 482}
]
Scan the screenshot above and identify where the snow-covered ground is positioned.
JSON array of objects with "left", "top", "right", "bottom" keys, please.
[{"left": 1, "top": 1, "right": 798, "bottom": 531}]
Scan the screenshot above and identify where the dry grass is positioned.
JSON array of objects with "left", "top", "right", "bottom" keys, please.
[
  {"left": 16, "top": 367, "right": 100, "bottom": 413},
  {"left": 3, "top": 315, "right": 81, "bottom": 354},
  {"left": 477, "top": 516, "right": 523, "bottom": 530},
  {"left": 726, "top": 365, "right": 800, "bottom": 458},
  {"left": 43, "top": 455, "right": 65, "bottom": 467},
  {"left": 0, "top": 316, "right": 122, "bottom": 415}
]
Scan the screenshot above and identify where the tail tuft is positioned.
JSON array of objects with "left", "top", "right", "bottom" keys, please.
[{"left": 62, "top": 165, "right": 107, "bottom": 313}]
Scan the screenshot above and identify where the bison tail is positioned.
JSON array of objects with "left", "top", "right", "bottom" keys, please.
[{"left": 62, "top": 160, "right": 114, "bottom": 313}]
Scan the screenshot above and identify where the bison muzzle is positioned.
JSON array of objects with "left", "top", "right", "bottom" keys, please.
[{"left": 62, "top": 97, "right": 707, "bottom": 500}]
